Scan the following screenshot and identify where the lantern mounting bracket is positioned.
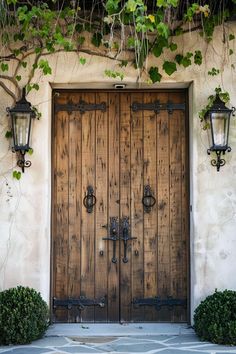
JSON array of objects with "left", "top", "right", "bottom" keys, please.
[
  {"left": 14, "top": 150, "right": 32, "bottom": 173},
  {"left": 207, "top": 147, "right": 231, "bottom": 172}
]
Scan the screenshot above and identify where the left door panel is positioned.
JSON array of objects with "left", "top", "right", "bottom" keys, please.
[{"left": 52, "top": 92, "right": 111, "bottom": 322}]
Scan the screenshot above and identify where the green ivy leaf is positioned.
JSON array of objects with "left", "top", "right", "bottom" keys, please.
[
  {"left": 5, "top": 130, "right": 12, "bottom": 139},
  {"left": 152, "top": 37, "right": 168, "bottom": 57},
  {"left": 194, "top": 50, "right": 202, "bottom": 65},
  {"left": 35, "top": 47, "right": 42, "bottom": 54},
  {"left": 156, "top": 22, "right": 169, "bottom": 38},
  {"left": 104, "top": 69, "right": 124, "bottom": 80},
  {"left": 105, "top": 0, "right": 121, "bottom": 14},
  {"left": 126, "top": 0, "right": 139, "bottom": 12},
  {"left": 229, "top": 33, "right": 235, "bottom": 41},
  {"left": 169, "top": 43, "right": 177, "bottom": 51},
  {"left": 175, "top": 54, "right": 183, "bottom": 65},
  {"left": 38, "top": 59, "right": 52, "bottom": 75},
  {"left": 16, "top": 75, "right": 22, "bottom": 82},
  {"left": 21, "top": 61, "right": 27, "bottom": 68},
  {"left": 79, "top": 57, "right": 86, "bottom": 65},
  {"left": 127, "top": 37, "right": 135, "bottom": 48},
  {"left": 208, "top": 67, "right": 220, "bottom": 76},
  {"left": 149, "top": 66, "right": 162, "bottom": 83},
  {"left": 174, "top": 27, "right": 183, "bottom": 36},
  {"left": 13, "top": 171, "right": 22, "bottom": 180},
  {"left": 1, "top": 63, "right": 9, "bottom": 72},
  {"left": 28, "top": 148, "right": 34, "bottom": 155},
  {"left": 229, "top": 49, "right": 234, "bottom": 55},
  {"left": 91, "top": 32, "right": 103, "bottom": 47},
  {"left": 163, "top": 61, "right": 177, "bottom": 76},
  {"left": 119, "top": 60, "right": 128, "bottom": 67},
  {"left": 181, "top": 52, "right": 192, "bottom": 67},
  {"left": 32, "top": 83, "right": 40, "bottom": 90}
]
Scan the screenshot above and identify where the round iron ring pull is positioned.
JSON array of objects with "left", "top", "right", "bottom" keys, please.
[
  {"left": 142, "top": 185, "right": 156, "bottom": 213},
  {"left": 83, "top": 186, "right": 96, "bottom": 213}
]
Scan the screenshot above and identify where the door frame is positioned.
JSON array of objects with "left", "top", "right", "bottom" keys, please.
[{"left": 50, "top": 87, "right": 191, "bottom": 323}]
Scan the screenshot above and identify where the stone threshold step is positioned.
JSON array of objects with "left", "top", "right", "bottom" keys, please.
[{"left": 47, "top": 323, "right": 194, "bottom": 337}]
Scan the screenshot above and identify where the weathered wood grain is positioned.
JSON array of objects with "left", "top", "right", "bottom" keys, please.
[
  {"left": 120, "top": 93, "right": 132, "bottom": 322},
  {"left": 52, "top": 90, "right": 189, "bottom": 323},
  {"left": 95, "top": 92, "right": 108, "bottom": 322},
  {"left": 107, "top": 92, "right": 120, "bottom": 322},
  {"left": 80, "top": 92, "right": 96, "bottom": 321},
  {"left": 143, "top": 93, "right": 158, "bottom": 321},
  {"left": 130, "top": 92, "right": 144, "bottom": 321}
]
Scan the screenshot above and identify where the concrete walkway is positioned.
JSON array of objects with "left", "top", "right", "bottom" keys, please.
[{"left": 0, "top": 324, "right": 236, "bottom": 354}]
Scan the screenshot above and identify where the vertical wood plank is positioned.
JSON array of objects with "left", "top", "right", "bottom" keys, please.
[
  {"left": 53, "top": 98, "right": 69, "bottom": 322},
  {"left": 130, "top": 92, "right": 144, "bottom": 321},
  {"left": 156, "top": 92, "right": 171, "bottom": 321},
  {"left": 107, "top": 92, "right": 120, "bottom": 322},
  {"left": 68, "top": 100, "right": 82, "bottom": 322},
  {"left": 169, "top": 92, "right": 185, "bottom": 322},
  {"left": 80, "top": 92, "right": 96, "bottom": 322},
  {"left": 143, "top": 92, "right": 158, "bottom": 321},
  {"left": 181, "top": 92, "right": 189, "bottom": 322},
  {"left": 94, "top": 92, "right": 108, "bottom": 322},
  {"left": 119, "top": 93, "right": 131, "bottom": 322},
  {"left": 52, "top": 89, "right": 189, "bottom": 324}
]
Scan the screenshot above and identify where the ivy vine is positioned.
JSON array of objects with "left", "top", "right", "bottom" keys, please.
[
  {"left": 0, "top": 0, "right": 235, "bottom": 178},
  {"left": 0, "top": 0, "right": 235, "bottom": 100}
]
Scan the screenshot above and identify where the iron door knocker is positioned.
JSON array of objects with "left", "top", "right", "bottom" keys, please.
[
  {"left": 142, "top": 185, "right": 156, "bottom": 213},
  {"left": 83, "top": 186, "right": 96, "bottom": 213}
]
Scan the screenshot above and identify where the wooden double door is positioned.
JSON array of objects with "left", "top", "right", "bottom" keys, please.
[{"left": 52, "top": 90, "right": 189, "bottom": 323}]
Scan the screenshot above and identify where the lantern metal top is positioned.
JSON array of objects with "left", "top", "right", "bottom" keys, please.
[
  {"left": 7, "top": 88, "right": 36, "bottom": 117},
  {"left": 207, "top": 94, "right": 233, "bottom": 115}
]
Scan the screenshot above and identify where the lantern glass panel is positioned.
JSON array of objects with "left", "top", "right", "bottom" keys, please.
[
  {"left": 210, "top": 112, "right": 230, "bottom": 149},
  {"left": 12, "top": 112, "right": 31, "bottom": 149}
]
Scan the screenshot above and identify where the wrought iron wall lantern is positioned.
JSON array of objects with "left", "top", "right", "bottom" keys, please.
[
  {"left": 205, "top": 94, "right": 235, "bottom": 172},
  {"left": 7, "top": 88, "right": 36, "bottom": 172}
]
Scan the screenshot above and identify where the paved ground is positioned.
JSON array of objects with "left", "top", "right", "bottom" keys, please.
[{"left": 0, "top": 324, "right": 236, "bottom": 354}]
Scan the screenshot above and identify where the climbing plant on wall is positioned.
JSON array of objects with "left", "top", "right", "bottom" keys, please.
[
  {"left": 0, "top": 0, "right": 235, "bottom": 102},
  {"left": 0, "top": 0, "right": 235, "bottom": 180}
]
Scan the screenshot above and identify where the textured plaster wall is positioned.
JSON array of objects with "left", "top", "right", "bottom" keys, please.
[{"left": 0, "top": 24, "right": 236, "bottom": 320}]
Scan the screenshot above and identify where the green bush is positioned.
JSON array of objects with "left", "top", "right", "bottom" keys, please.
[
  {"left": 0, "top": 286, "right": 49, "bottom": 345},
  {"left": 194, "top": 289, "right": 236, "bottom": 345}
]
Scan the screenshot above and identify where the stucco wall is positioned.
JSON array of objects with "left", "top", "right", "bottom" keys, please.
[{"left": 0, "top": 24, "right": 236, "bottom": 321}]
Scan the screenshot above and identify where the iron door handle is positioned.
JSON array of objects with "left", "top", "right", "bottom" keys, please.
[
  {"left": 120, "top": 217, "right": 137, "bottom": 263},
  {"left": 83, "top": 185, "right": 96, "bottom": 213},
  {"left": 142, "top": 184, "right": 156, "bottom": 213},
  {"left": 102, "top": 217, "right": 119, "bottom": 263}
]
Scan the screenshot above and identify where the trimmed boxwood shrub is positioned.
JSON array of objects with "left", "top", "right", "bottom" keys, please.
[
  {"left": 194, "top": 289, "right": 236, "bottom": 345},
  {"left": 0, "top": 286, "right": 49, "bottom": 345}
]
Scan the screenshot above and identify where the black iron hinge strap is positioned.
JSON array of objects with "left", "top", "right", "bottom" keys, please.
[
  {"left": 55, "top": 100, "right": 107, "bottom": 114},
  {"left": 131, "top": 101, "right": 185, "bottom": 114},
  {"left": 53, "top": 296, "right": 106, "bottom": 310},
  {"left": 132, "top": 296, "right": 187, "bottom": 310}
]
